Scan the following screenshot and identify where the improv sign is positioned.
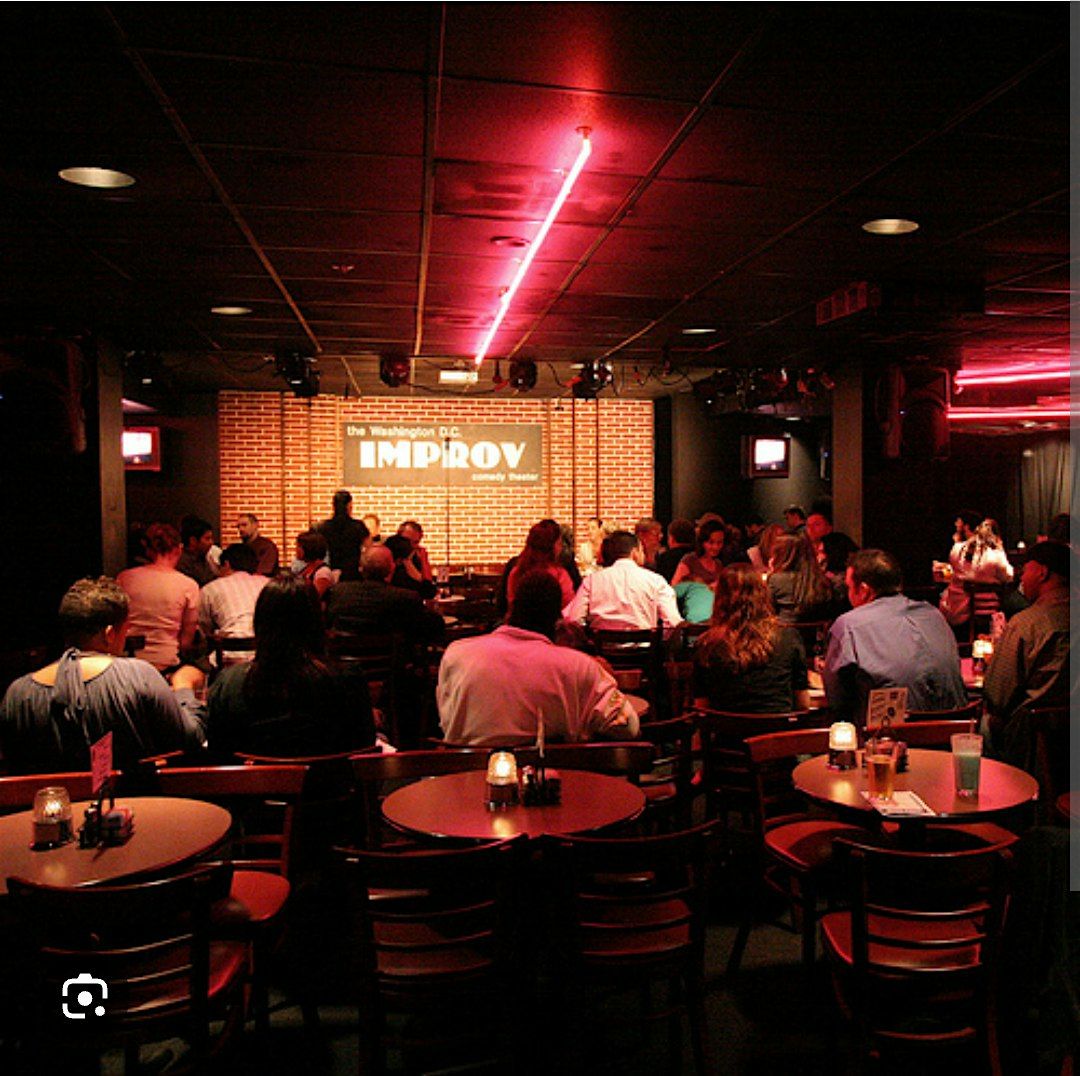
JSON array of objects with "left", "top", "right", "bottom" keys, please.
[{"left": 343, "top": 423, "right": 543, "bottom": 487}]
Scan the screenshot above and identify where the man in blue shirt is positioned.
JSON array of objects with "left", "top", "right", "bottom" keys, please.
[{"left": 823, "top": 548, "right": 966, "bottom": 723}]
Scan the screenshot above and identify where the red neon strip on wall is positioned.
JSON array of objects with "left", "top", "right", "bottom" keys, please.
[
  {"left": 474, "top": 131, "right": 592, "bottom": 365},
  {"left": 955, "top": 368, "right": 1070, "bottom": 387}
]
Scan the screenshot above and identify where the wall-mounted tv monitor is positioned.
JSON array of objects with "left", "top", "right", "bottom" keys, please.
[
  {"left": 123, "top": 426, "right": 161, "bottom": 472},
  {"left": 743, "top": 434, "right": 790, "bottom": 478}
]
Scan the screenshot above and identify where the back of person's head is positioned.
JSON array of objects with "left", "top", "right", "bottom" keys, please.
[
  {"left": 332, "top": 489, "right": 352, "bottom": 515},
  {"left": 784, "top": 504, "right": 806, "bottom": 523},
  {"left": 144, "top": 522, "right": 181, "bottom": 559},
  {"left": 398, "top": 519, "right": 423, "bottom": 539},
  {"left": 220, "top": 542, "right": 258, "bottom": 574},
  {"left": 1027, "top": 539, "right": 1072, "bottom": 581},
  {"left": 769, "top": 532, "right": 813, "bottom": 573},
  {"left": 180, "top": 515, "right": 212, "bottom": 546},
  {"left": 602, "top": 530, "right": 638, "bottom": 565},
  {"left": 58, "top": 577, "right": 129, "bottom": 646},
  {"left": 848, "top": 549, "right": 903, "bottom": 597},
  {"left": 361, "top": 544, "right": 394, "bottom": 581},
  {"left": 698, "top": 564, "right": 777, "bottom": 673},
  {"left": 757, "top": 522, "right": 785, "bottom": 561},
  {"left": 635, "top": 517, "right": 662, "bottom": 539},
  {"left": 384, "top": 534, "right": 413, "bottom": 563},
  {"left": 1045, "top": 513, "right": 1071, "bottom": 544},
  {"left": 508, "top": 570, "right": 563, "bottom": 638},
  {"left": 296, "top": 529, "right": 328, "bottom": 562},
  {"left": 711, "top": 563, "right": 773, "bottom": 629},
  {"left": 668, "top": 518, "right": 695, "bottom": 546},
  {"left": 957, "top": 509, "right": 982, "bottom": 533},
  {"left": 253, "top": 574, "right": 325, "bottom": 662},
  {"left": 820, "top": 531, "right": 858, "bottom": 573}
]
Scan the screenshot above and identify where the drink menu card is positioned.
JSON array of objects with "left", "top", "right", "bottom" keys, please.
[{"left": 867, "top": 687, "right": 907, "bottom": 728}]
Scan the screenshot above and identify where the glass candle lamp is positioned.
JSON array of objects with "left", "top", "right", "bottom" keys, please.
[
  {"left": 485, "top": 751, "right": 519, "bottom": 808},
  {"left": 32, "top": 786, "right": 73, "bottom": 848},
  {"left": 827, "top": 722, "right": 858, "bottom": 771}
]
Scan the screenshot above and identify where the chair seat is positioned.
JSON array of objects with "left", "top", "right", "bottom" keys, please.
[
  {"left": 120, "top": 941, "right": 249, "bottom": 1019},
  {"left": 764, "top": 819, "right": 866, "bottom": 872},
  {"left": 820, "top": 911, "right": 983, "bottom": 971},
  {"left": 581, "top": 923, "right": 691, "bottom": 959},
  {"left": 229, "top": 869, "right": 291, "bottom": 926}
]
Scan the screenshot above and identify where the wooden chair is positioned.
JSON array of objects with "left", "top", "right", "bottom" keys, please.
[
  {"left": 820, "top": 838, "right": 1014, "bottom": 1073},
  {"left": 788, "top": 619, "right": 833, "bottom": 660},
  {"left": 336, "top": 837, "right": 523, "bottom": 1074},
  {"left": 904, "top": 699, "right": 982, "bottom": 724},
  {"left": 1028, "top": 705, "right": 1070, "bottom": 806},
  {"left": 962, "top": 582, "right": 1008, "bottom": 644},
  {"left": 326, "top": 626, "right": 412, "bottom": 743},
  {"left": 0, "top": 770, "right": 117, "bottom": 815},
  {"left": 151, "top": 764, "right": 308, "bottom": 1034},
  {"left": 590, "top": 625, "right": 666, "bottom": 719},
  {"left": 7, "top": 863, "right": 247, "bottom": 1073},
  {"left": 210, "top": 633, "right": 256, "bottom": 673},
  {"left": 635, "top": 716, "right": 697, "bottom": 829},
  {"left": 727, "top": 728, "right": 868, "bottom": 974},
  {"left": 545, "top": 823, "right": 716, "bottom": 1074},
  {"left": 890, "top": 719, "right": 976, "bottom": 748}
]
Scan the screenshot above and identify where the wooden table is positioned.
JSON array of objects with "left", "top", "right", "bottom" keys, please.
[
  {"left": 0, "top": 797, "right": 231, "bottom": 895},
  {"left": 383, "top": 769, "right": 645, "bottom": 841},
  {"left": 793, "top": 748, "right": 1038, "bottom": 828}
]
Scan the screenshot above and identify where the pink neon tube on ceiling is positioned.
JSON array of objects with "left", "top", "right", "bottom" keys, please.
[{"left": 474, "top": 132, "right": 592, "bottom": 365}]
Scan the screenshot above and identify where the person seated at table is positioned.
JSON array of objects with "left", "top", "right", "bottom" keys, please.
[
  {"left": 437, "top": 570, "right": 640, "bottom": 747},
  {"left": 982, "top": 540, "right": 1073, "bottom": 772},
  {"left": 656, "top": 518, "right": 696, "bottom": 582},
  {"left": 506, "top": 519, "right": 576, "bottom": 608},
  {"left": 0, "top": 577, "right": 205, "bottom": 774},
  {"left": 671, "top": 519, "right": 726, "bottom": 588},
  {"left": 290, "top": 529, "right": 335, "bottom": 600},
  {"left": 766, "top": 532, "right": 836, "bottom": 623},
  {"left": 693, "top": 564, "right": 810, "bottom": 713},
  {"left": 385, "top": 533, "right": 437, "bottom": 600},
  {"left": 938, "top": 517, "right": 1014, "bottom": 628},
  {"left": 674, "top": 580, "right": 714, "bottom": 624},
  {"left": 822, "top": 549, "right": 967, "bottom": 724},
  {"left": 208, "top": 574, "right": 376, "bottom": 759},
  {"left": 199, "top": 542, "right": 268, "bottom": 662}
]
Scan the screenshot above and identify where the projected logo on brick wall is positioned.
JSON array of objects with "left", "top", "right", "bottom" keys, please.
[{"left": 343, "top": 423, "right": 543, "bottom": 487}]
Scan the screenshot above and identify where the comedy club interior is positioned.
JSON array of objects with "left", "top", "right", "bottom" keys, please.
[{"left": 0, "top": 5, "right": 1074, "bottom": 1076}]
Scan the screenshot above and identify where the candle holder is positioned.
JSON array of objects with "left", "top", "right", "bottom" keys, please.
[
  {"left": 485, "top": 751, "right": 519, "bottom": 809},
  {"left": 31, "top": 786, "right": 73, "bottom": 849},
  {"left": 827, "top": 722, "right": 858, "bottom": 771}
]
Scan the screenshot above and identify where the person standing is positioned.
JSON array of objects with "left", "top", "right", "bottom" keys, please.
[
  {"left": 317, "top": 490, "right": 369, "bottom": 581},
  {"left": 236, "top": 513, "right": 279, "bottom": 577}
]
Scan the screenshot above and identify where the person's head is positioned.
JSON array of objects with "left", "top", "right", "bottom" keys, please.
[
  {"left": 253, "top": 574, "right": 325, "bottom": 662},
  {"left": 783, "top": 505, "right": 806, "bottom": 529},
  {"left": 805, "top": 513, "right": 832, "bottom": 543},
  {"left": 601, "top": 530, "right": 639, "bottom": 566},
  {"left": 697, "top": 519, "right": 726, "bottom": 559},
  {"left": 144, "top": 522, "right": 182, "bottom": 565},
  {"left": 711, "top": 563, "right": 773, "bottom": 630},
  {"left": 522, "top": 519, "right": 561, "bottom": 559},
  {"left": 332, "top": 489, "right": 353, "bottom": 517},
  {"left": 635, "top": 518, "right": 663, "bottom": 556},
  {"left": 361, "top": 513, "right": 381, "bottom": 538},
  {"left": 973, "top": 518, "right": 1003, "bottom": 549},
  {"left": 667, "top": 518, "right": 696, "bottom": 548},
  {"left": 757, "top": 523, "right": 785, "bottom": 563},
  {"left": 236, "top": 513, "right": 260, "bottom": 542},
  {"left": 955, "top": 510, "right": 981, "bottom": 541},
  {"left": 296, "top": 529, "right": 328, "bottom": 563},
  {"left": 744, "top": 514, "right": 765, "bottom": 539},
  {"left": 398, "top": 520, "right": 423, "bottom": 549},
  {"left": 180, "top": 515, "right": 214, "bottom": 555},
  {"left": 768, "top": 532, "right": 814, "bottom": 574},
  {"left": 586, "top": 517, "right": 605, "bottom": 545},
  {"left": 384, "top": 534, "right": 413, "bottom": 565},
  {"left": 1020, "top": 540, "right": 1072, "bottom": 601},
  {"left": 697, "top": 564, "right": 778, "bottom": 673},
  {"left": 219, "top": 542, "right": 258, "bottom": 575},
  {"left": 820, "top": 531, "right": 859, "bottom": 574},
  {"left": 507, "top": 570, "right": 564, "bottom": 639},
  {"left": 58, "top": 577, "right": 129, "bottom": 651},
  {"left": 559, "top": 522, "right": 575, "bottom": 554},
  {"left": 1044, "top": 513, "right": 1071, "bottom": 544},
  {"left": 361, "top": 544, "right": 394, "bottom": 582},
  {"left": 845, "top": 549, "right": 903, "bottom": 607}
]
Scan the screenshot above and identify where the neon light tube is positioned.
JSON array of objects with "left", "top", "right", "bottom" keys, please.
[
  {"left": 956, "top": 367, "right": 1071, "bottom": 387},
  {"left": 948, "top": 407, "right": 1073, "bottom": 422},
  {"left": 474, "top": 131, "right": 592, "bottom": 365}
]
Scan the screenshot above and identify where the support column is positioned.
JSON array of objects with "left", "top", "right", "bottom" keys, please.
[{"left": 832, "top": 365, "right": 863, "bottom": 545}]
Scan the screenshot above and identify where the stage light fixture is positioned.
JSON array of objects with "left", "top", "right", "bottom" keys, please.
[
  {"left": 508, "top": 359, "right": 538, "bottom": 391},
  {"left": 275, "top": 350, "right": 320, "bottom": 397},
  {"left": 379, "top": 354, "right": 411, "bottom": 388},
  {"left": 572, "top": 358, "right": 613, "bottom": 399}
]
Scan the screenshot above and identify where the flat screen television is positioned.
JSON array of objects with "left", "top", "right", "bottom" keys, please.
[
  {"left": 743, "top": 434, "right": 790, "bottom": 478},
  {"left": 122, "top": 426, "right": 161, "bottom": 472}
]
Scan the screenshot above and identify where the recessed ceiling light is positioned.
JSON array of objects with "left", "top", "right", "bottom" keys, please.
[
  {"left": 211, "top": 305, "right": 252, "bottom": 316},
  {"left": 681, "top": 327, "right": 717, "bottom": 335},
  {"left": 861, "top": 218, "right": 919, "bottom": 235},
  {"left": 59, "top": 166, "right": 135, "bottom": 189}
]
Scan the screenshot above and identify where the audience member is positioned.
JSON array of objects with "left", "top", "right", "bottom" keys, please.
[
  {"left": 820, "top": 531, "right": 859, "bottom": 581},
  {"left": 939, "top": 518, "right": 1014, "bottom": 627},
  {"left": 634, "top": 518, "right": 664, "bottom": 572},
  {"left": 177, "top": 515, "right": 218, "bottom": 587},
  {"left": 397, "top": 519, "right": 435, "bottom": 584},
  {"left": 0, "top": 577, "right": 204, "bottom": 773},
  {"left": 198, "top": 543, "right": 268, "bottom": 656},
  {"left": 656, "top": 518, "right": 696, "bottom": 581},
  {"left": 361, "top": 513, "right": 382, "bottom": 544},
  {"left": 385, "top": 534, "right": 436, "bottom": 599},
  {"left": 292, "top": 529, "right": 334, "bottom": 599},
  {"left": 783, "top": 504, "right": 807, "bottom": 533},
  {"left": 437, "top": 570, "right": 640, "bottom": 746},
  {"left": 117, "top": 523, "right": 201, "bottom": 679},
  {"left": 747, "top": 522, "right": 784, "bottom": 572},
  {"left": 674, "top": 580, "right": 714, "bottom": 624},
  {"left": 236, "top": 512, "right": 279, "bottom": 577},
  {"left": 766, "top": 532, "right": 835, "bottom": 623},
  {"left": 576, "top": 516, "right": 609, "bottom": 576},
  {"left": 506, "top": 519, "right": 576, "bottom": 608},
  {"left": 208, "top": 575, "right": 376, "bottom": 758},
  {"left": 317, "top": 490, "right": 369, "bottom": 580},
  {"left": 822, "top": 549, "right": 966, "bottom": 723},
  {"left": 564, "top": 530, "right": 682, "bottom": 632},
  {"left": 693, "top": 564, "right": 809, "bottom": 713},
  {"left": 671, "top": 519, "right": 726, "bottom": 587},
  {"left": 982, "top": 540, "right": 1073, "bottom": 771}
]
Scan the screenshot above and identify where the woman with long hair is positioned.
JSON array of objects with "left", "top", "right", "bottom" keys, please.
[
  {"left": 939, "top": 517, "right": 1013, "bottom": 626},
  {"left": 671, "top": 519, "right": 726, "bottom": 587},
  {"left": 693, "top": 564, "right": 810, "bottom": 712},
  {"left": 208, "top": 574, "right": 375, "bottom": 757},
  {"left": 506, "top": 519, "right": 576, "bottom": 608},
  {"left": 766, "top": 532, "right": 834, "bottom": 623}
]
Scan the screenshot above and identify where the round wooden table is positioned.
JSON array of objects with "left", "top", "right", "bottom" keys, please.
[
  {"left": 0, "top": 797, "right": 232, "bottom": 895},
  {"left": 382, "top": 769, "right": 646, "bottom": 841},
  {"left": 793, "top": 748, "right": 1038, "bottom": 826}
]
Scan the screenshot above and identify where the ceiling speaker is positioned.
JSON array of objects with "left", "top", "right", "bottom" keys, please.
[{"left": 379, "top": 355, "right": 411, "bottom": 388}]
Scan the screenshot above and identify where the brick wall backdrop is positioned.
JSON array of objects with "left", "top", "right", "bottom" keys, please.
[{"left": 219, "top": 392, "right": 655, "bottom": 565}]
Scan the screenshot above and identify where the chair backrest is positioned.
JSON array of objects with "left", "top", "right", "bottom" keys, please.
[
  {"left": 153, "top": 764, "right": 307, "bottom": 877},
  {"left": 520, "top": 740, "right": 656, "bottom": 778},
  {"left": 889, "top": 719, "right": 974, "bottom": 749},
  {"left": 8, "top": 862, "right": 235, "bottom": 1049},
  {"left": 903, "top": 699, "right": 982, "bottom": 725},
  {"left": 1027, "top": 706, "right": 1069, "bottom": 803},
  {"left": 631, "top": 717, "right": 697, "bottom": 826},
  {"left": 788, "top": 619, "right": 833, "bottom": 659},
  {"left": 211, "top": 634, "right": 256, "bottom": 670},
  {"left": 743, "top": 727, "right": 832, "bottom": 831},
  {"left": 0, "top": 771, "right": 115, "bottom": 814}
]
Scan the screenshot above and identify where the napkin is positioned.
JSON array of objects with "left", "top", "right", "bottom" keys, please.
[{"left": 860, "top": 790, "right": 937, "bottom": 817}]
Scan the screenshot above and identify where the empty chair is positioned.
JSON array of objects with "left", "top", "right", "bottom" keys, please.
[
  {"left": 820, "top": 838, "right": 1014, "bottom": 1073},
  {"left": 545, "top": 823, "right": 716, "bottom": 1074},
  {"left": 590, "top": 625, "right": 666, "bottom": 718},
  {"left": 634, "top": 716, "right": 697, "bottom": 829},
  {"left": 7, "top": 863, "right": 247, "bottom": 1072},
  {"left": 0, "top": 770, "right": 112, "bottom": 815}
]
